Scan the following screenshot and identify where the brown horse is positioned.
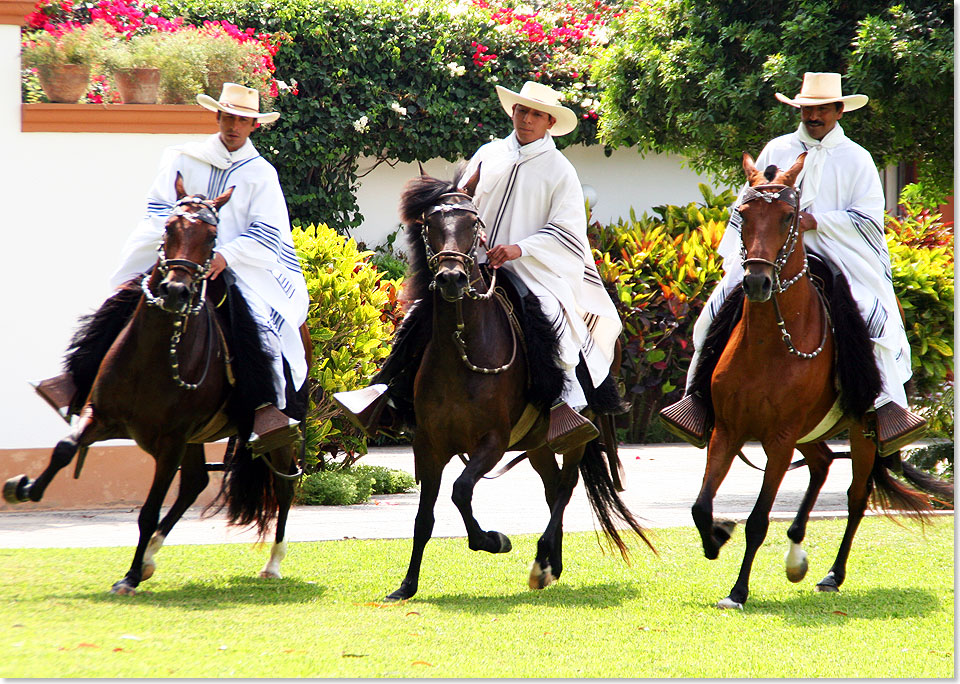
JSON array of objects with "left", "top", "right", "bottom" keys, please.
[
  {"left": 692, "top": 153, "right": 951, "bottom": 609},
  {"left": 3, "top": 173, "right": 309, "bottom": 594},
  {"left": 384, "top": 171, "right": 652, "bottom": 602}
]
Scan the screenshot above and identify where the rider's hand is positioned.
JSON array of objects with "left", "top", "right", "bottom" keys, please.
[
  {"left": 799, "top": 211, "right": 818, "bottom": 232},
  {"left": 208, "top": 252, "right": 228, "bottom": 280},
  {"left": 486, "top": 244, "right": 521, "bottom": 269}
]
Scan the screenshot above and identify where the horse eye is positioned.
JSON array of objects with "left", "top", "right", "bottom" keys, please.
[{"left": 783, "top": 212, "right": 794, "bottom": 227}]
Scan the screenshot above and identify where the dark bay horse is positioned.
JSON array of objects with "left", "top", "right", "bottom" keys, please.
[
  {"left": 384, "top": 170, "right": 652, "bottom": 602},
  {"left": 3, "top": 173, "right": 309, "bottom": 594},
  {"left": 693, "top": 153, "right": 951, "bottom": 609}
]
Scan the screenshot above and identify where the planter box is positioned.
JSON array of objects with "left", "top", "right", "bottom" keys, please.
[
  {"left": 21, "top": 103, "right": 217, "bottom": 134},
  {"left": 0, "top": 0, "right": 33, "bottom": 25}
]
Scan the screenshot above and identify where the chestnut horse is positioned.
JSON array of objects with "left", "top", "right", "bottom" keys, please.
[
  {"left": 4, "top": 173, "right": 309, "bottom": 594},
  {"left": 693, "top": 153, "right": 951, "bottom": 609},
  {"left": 385, "top": 171, "right": 652, "bottom": 601}
]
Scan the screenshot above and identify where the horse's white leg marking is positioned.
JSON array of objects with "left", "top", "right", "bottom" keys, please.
[
  {"left": 716, "top": 597, "right": 743, "bottom": 610},
  {"left": 528, "top": 560, "right": 556, "bottom": 590},
  {"left": 141, "top": 532, "right": 165, "bottom": 581},
  {"left": 784, "top": 541, "right": 809, "bottom": 583},
  {"left": 259, "top": 540, "right": 287, "bottom": 579}
]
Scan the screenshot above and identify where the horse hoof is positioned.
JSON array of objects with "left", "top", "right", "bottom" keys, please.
[
  {"left": 141, "top": 561, "right": 156, "bottom": 581},
  {"left": 528, "top": 561, "right": 555, "bottom": 590},
  {"left": 716, "top": 597, "right": 743, "bottom": 610},
  {"left": 3, "top": 475, "right": 31, "bottom": 504},
  {"left": 259, "top": 570, "right": 281, "bottom": 579},
  {"left": 714, "top": 519, "right": 737, "bottom": 544},
  {"left": 384, "top": 590, "right": 410, "bottom": 602},
  {"left": 110, "top": 580, "right": 137, "bottom": 596},
  {"left": 492, "top": 531, "right": 512, "bottom": 554},
  {"left": 784, "top": 543, "right": 808, "bottom": 583},
  {"left": 815, "top": 571, "right": 840, "bottom": 592}
]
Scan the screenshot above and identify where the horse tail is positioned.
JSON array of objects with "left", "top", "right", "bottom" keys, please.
[
  {"left": 207, "top": 440, "right": 279, "bottom": 540},
  {"left": 579, "top": 438, "right": 656, "bottom": 560},
  {"left": 869, "top": 458, "right": 952, "bottom": 524}
]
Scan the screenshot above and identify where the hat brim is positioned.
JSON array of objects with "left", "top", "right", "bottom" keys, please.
[
  {"left": 775, "top": 92, "right": 868, "bottom": 112},
  {"left": 495, "top": 85, "right": 578, "bottom": 137},
  {"left": 197, "top": 93, "right": 280, "bottom": 124}
]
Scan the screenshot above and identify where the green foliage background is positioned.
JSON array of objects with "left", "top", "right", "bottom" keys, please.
[{"left": 593, "top": 0, "right": 954, "bottom": 193}]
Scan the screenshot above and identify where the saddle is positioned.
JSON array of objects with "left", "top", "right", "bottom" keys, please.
[{"left": 688, "top": 250, "right": 881, "bottom": 424}]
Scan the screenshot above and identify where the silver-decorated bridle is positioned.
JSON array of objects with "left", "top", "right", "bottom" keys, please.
[
  {"left": 419, "top": 192, "right": 518, "bottom": 374},
  {"left": 738, "top": 183, "right": 829, "bottom": 359},
  {"left": 140, "top": 195, "right": 221, "bottom": 389}
]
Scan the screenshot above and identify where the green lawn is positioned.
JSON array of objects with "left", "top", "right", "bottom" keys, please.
[{"left": 0, "top": 516, "right": 953, "bottom": 678}]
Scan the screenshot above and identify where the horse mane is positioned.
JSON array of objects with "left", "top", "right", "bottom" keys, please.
[{"left": 398, "top": 170, "right": 466, "bottom": 303}]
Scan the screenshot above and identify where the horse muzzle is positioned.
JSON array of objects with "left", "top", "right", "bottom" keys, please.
[
  {"left": 742, "top": 267, "right": 773, "bottom": 303},
  {"left": 157, "top": 276, "right": 194, "bottom": 313},
  {"left": 433, "top": 266, "right": 469, "bottom": 302}
]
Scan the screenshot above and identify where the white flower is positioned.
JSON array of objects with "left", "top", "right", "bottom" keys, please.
[
  {"left": 582, "top": 98, "right": 594, "bottom": 108},
  {"left": 592, "top": 26, "right": 610, "bottom": 45},
  {"left": 353, "top": 115, "right": 369, "bottom": 133},
  {"left": 515, "top": 3, "right": 534, "bottom": 14},
  {"left": 447, "top": 61, "right": 466, "bottom": 77},
  {"left": 464, "top": 117, "right": 470, "bottom": 123},
  {"left": 573, "top": 82, "right": 585, "bottom": 90},
  {"left": 390, "top": 101, "right": 407, "bottom": 116},
  {"left": 490, "top": 75, "right": 498, "bottom": 83}
]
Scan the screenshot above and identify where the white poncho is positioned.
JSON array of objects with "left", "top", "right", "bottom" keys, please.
[
  {"left": 464, "top": 132, "right": 621, "bottom": 408},
  {"left": 111, "top": 134, "right": 309, "bottom": 407},
  {"left": 691, "top": 123, "right": 911, "bottom": 407}
]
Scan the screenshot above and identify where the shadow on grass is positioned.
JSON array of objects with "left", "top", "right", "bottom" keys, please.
[
  {"left": 68, "top": 576, "right": 327, "bottom": 608},
  {"left": 694, "top": 586, "right": 943, "bottom": 622},
  {"left": 418, "top": 581, "right": 640, "bottom": 612}
]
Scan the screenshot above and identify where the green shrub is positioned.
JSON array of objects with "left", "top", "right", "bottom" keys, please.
[
  {"left": 294, "top": 465, "right": 415, "bottom": 505},
  {"left": 293, "top": 223, "right": 403, "bottom": 466},
  {"left": 352, "top": 464, "right": 417, "bottom": 495}
]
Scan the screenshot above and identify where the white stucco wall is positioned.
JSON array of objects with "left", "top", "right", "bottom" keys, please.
[{"left": 1, "top": 23, "right": 717, "bottom": 449}]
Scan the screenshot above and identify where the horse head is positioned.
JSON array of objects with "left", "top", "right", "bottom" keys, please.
[
  {"left": 737, "top": 152, "right": 806, "bottom": 302},
  {"left": 401, "top": 165, "right": 483, "bottom": 303},
  {"left": 154, "top": 172, "right": 234, "bottom": 313}
]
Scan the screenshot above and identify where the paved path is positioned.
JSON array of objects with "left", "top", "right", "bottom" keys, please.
[{"left": 0, "top": 442, "right": 873, "bottom": 549}]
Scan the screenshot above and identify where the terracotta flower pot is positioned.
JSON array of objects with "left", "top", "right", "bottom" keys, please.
[
  {"left": 114, "top": 67, "right": 161, "bottom": 104},
  {"left": 36, "top": 64, "right": 91, "bottom": 104}
]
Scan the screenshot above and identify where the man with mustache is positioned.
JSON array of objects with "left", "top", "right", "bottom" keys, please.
[{"left": 660, "top": 72, "right": 926, "bottom": 457}]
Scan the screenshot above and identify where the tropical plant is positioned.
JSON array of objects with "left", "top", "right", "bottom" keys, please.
[
  {"left": 21, "top": 18, "right": 115, "bottom": 68},
  {"left": 102, "top": 29, "right": 165, "bottom": 71},
  {"left": 293, "top": 222, "right": 403, "bottom": 466}
]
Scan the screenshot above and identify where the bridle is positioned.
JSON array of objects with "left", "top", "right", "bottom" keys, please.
[
  {"left": 419, "top": 192, "right": 518, "bottom": 374},
  {"left": 141, "top": 195, "right": 221, "bottom": 389},
  {"left": 738, "top": 183, "right": 829, "bottom": 359}
]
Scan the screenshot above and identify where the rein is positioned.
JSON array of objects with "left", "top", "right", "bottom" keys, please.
[
  {"left": 739, "top": 183, "right": 829, "bottom": 359},
  {"left": 421, "top": 192, "right": 520, "bottom": 375}
]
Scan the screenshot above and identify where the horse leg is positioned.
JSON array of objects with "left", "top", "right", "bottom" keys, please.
[
  {"left": 527, "top": 446, "right": 579, "bottom": 589},
  {"left": 816, "top": 430, "right": 875, "bottom": 593},
  {"left": 261, "top": 444, "right": 297, "bottom": 579},
  {"left": 111, "top": 443, "right": 185, "bottom": 595},
  {"left": 720, "top": 446, "right": 793, "bottom": 610},
  {"left": 140, "top": 443, "right": 209, "bottom": 582},
  {"left": 385, "top": 447, "right": 444, "bottom": 602},
  {"left": 692, "top": 429, "right": 741, "bottom": 560},
  {"left": 783, "top": 442, "right": 833, "bottom": 583},
  {"left": 451, "top": 436, "right": 512, "bottom": 555},
  {"left": 4, "top": 408, "right": 107, "bottom": 504}
]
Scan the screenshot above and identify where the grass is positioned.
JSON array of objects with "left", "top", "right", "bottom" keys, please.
[{"left": 0, "top": 516, "right": 953, "bottom": 678}]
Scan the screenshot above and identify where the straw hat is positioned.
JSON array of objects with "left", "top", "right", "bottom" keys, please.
[
  {"left": 775, "top": 72, "right": 868, "bottom": 112},
  {"left": 495, "top": 81, "right": 578, "bottom": 136},
  {"left": 197, "top": 82, "right": 280, "bottom": 124}
]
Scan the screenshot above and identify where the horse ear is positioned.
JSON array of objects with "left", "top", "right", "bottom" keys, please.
[
  {"left": 742, "top": 153, "right": 766, "bottom": 186},
  {"left": 418, "top": 161, "right": 426, "bottom": 176},
  {"left": 174, "top": 171, "right": 187, "bottom": 200},
  {"left": 212, "top": 185, "right": 235, "bottom": 209},
  {"left": 460, "top": 163, "right": 481, "bottom": 197},
  {"left": 776, "top": 152, "right": 807, "bottom": 187}
]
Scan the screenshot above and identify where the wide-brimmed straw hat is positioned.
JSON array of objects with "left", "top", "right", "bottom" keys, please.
[
  {"left": 495, "top": 81, "right": 578, "bottom": 136},
  {"left": 775, "top": 72, "right": 868, "bottom": 112},
  {"left": 197, "top": 82, "right": 280, "bottom": 124}
]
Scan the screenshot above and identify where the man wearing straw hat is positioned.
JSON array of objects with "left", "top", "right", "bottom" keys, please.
[
  {"left": 660, "top": 72, "right": 926, "bottom": 456},
  {"left": 336, "top": 81, "right": 622, "bottom": 453},
  {"left": 33, "top": 83, "right": 308, "bottom": 453}
]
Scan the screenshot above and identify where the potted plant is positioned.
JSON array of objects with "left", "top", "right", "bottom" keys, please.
[
  {"left": 151, "top": 29, "right": 207, "bottom": 104},
  {"left": 103, "top": 31, "right": 165, "bottom": 104},
  {"left": 202, "top": 32, "right": 244, "bottom": 97},
  {"left": 21, "top": 20, "right": 115, "bottom": 103}
]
